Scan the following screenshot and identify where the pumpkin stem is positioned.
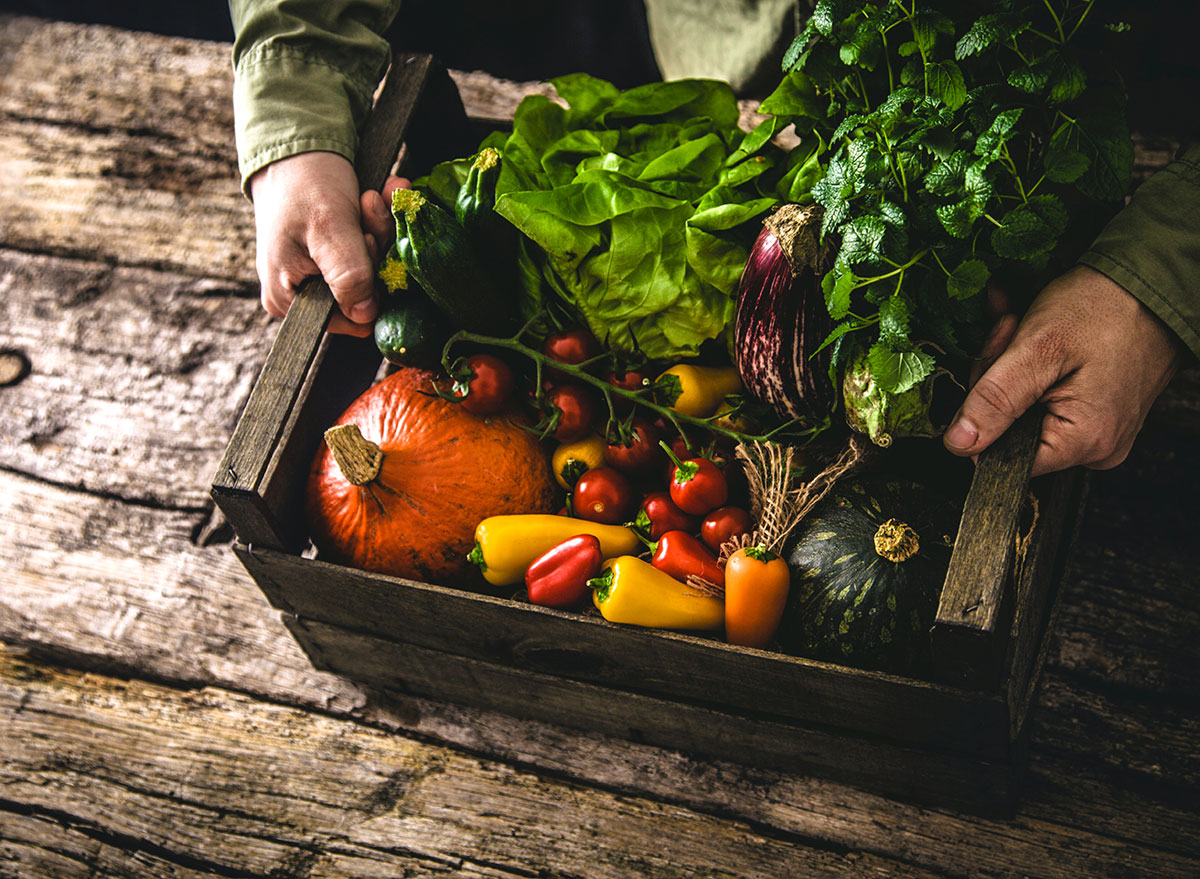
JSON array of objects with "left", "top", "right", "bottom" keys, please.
[
  {"left": 873, "top": 519, "right": 919, "bottom": 563},
  {"left": 324, "top": 424, "right": 382, "bottom": 486}
]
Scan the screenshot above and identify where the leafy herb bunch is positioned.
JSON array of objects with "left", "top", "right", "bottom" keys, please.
[{"left": 758, "top": 0, "right": 1133, "bottom": 437}]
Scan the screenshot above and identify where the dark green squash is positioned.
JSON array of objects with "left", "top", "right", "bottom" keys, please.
[
  {"left": 374, "top": 291, "right": 449, "bottom": 369},
  {"left": 779, "top": 478, "right": 959, "bottom": 674},
  {"left": 391, "top": 188, "right": 518, "bottom": 335}
]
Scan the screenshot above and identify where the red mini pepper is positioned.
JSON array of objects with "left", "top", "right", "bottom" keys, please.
[
  {"left": 660, "top": 440, "right": 729, "bottom": 516},
  {"left": 651, "top": 530, "right": 725, "bottom": 589},
  {"left": 634, "top": 491, "right": 699, "bottom": 541},
  {"left": 525, "top": 534, "right": 603, "bottom": 608}
]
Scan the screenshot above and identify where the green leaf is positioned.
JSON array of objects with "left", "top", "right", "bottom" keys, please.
[
  {"left": 934, "top": 200, "right": 977, "bottom": 238},
  {"left": 811, "top": 0, "right": 846, "bottom": 37},
  {"left": 1046, "top": 53, "right": 1087, "bottom": 105},
  {"left": 1049, "top": 103, "right": 1132, "bottom": 202},
  {"left": 925, "top": 150, "right": 968, "bottom": 198},
  {"left": 897, "top": 40, "right": 919, "bottom": 57},
  {"left": 990, "top": 195, "right": 1069, "bottom": 260},
  {"left": 840, "top": 20, "right": 882, "bottom": 67},
  {"left": 946, "top": 257, "right": 990, "bottom": 300},
  {"left": 1007, "top": 65, "right": 1050, "bottom": 95},
  {"left": 838, "top": 215, "right": 889, "bottom": 270},
  {"left": 812, "top": 319, "right": 860, "bottom": 357},
  {"left": 758, "top": 69, "right": 825, "bottom": 120},
  {"left": 867, "top": 342, "right": 935, "bottom": 395},
  {"left": 878, "top": 294, "right": 911, "bottom": 346},
  {"left": 1043, "top": 147, "right": 1090, "bottom": 183},
  {"left": 955, "top": 12, "right": 1027, "bottom": 59},
  {"left": 927, "top": 60, "right": 966, "bottom": 111},
  {"left": 826, "top": 267, "right": 857, "bottom": 320}
]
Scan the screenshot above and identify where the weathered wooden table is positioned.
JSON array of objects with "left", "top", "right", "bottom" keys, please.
[{"left": 2, "top": 15, "right": 1197, "bottom": 879}]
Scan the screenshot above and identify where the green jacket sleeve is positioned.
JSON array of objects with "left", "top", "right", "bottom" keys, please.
[
  {"left": 1077, "top": 144, "right": 1200, "bottom": 359},
  {"left": 229, "top": 0, "right": 402, "bottom": 195}
]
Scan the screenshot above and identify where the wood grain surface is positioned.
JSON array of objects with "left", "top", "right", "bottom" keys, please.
[{"left": 1, "top": 13, "right": 1198, "bottom": 879}]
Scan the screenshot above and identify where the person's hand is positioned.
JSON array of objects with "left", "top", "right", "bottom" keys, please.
[
  {"left": 943, "top": 265, "right": 1185, "bottom": 476},
  {"left": 248, "top": 151, "right": 408, "bottom": 336}
]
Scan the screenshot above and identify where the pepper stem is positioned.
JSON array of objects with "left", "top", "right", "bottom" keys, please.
[
  {"left": 324, "top": 424, "right": 382, "bottom": 486},
  {"left": 873, "top": 519, "right": 919, "bottom": 562}
]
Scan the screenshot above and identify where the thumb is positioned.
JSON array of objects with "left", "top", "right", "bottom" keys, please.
[
  {"left": 307, "top": 213, "right": 378, "bottom": 326},
  {"left": 943, "top": 339, "right": 1056, "bottom": 458}
]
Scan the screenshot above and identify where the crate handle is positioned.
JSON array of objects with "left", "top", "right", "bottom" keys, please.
[
  {"left": 931, "top": 407, "right": 1043, "bottom": 688},
  {"left": 211, "top": 54, "right": 463, "bottom": 549}
]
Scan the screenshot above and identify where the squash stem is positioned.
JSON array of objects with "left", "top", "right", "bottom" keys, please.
[
  {"left": 324, "top": 424, "right": 383, "bottom": 486},
  {"left": 873, "top": 519, "right": 919, "bottom": 562}
]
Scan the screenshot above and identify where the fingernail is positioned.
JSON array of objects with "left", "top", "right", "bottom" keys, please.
[
  {"left": 350, "top": 301, "right": 375, "bottom": 323},
  {"left": 372, "top": 192, "right": 390, "bottom": 222},
  {"left": 945, "top": 417, "right": 978, "bottom": 451}
]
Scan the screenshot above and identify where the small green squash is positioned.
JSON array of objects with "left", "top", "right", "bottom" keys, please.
[
  {"left": 779, "top": 478, "right": 958, "bottom": 674},
  {"left": 374, "top": 291, "right": 448, "bottom": 369}
]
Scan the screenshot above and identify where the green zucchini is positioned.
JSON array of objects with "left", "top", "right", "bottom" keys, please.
[
  {"left": 374, "top": 291, "right": 449, "bottom": 369},
  {"left": 391, "top": 188, "right": 518, "bottom": 335}
]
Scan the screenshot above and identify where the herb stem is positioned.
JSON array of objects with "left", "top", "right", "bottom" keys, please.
[
  {"left": 1066, "top": 0, "right": 1095, "bottom": 41},
  {"left": 1040, "top": 0, "right": 1066, "bottom": 42}
]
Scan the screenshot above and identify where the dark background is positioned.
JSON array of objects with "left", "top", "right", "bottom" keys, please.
[{"left": 2, "top": 0, "right": 1197, "bottom": 138}]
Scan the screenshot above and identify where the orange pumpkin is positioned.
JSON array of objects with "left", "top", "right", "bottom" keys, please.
[{"left": 307, "top": 367, "right": 557, "bottom": 584}]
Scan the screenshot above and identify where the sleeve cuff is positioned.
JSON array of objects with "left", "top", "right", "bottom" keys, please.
[
  {"left": 1076, "top": 145, "right": 1200, "bottom": 360},
  {"left": 233, "top": 44, "right": 379, "bottom": 196}
]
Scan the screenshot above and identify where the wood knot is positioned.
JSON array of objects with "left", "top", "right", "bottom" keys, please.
[{"left": 0, "top": 349, "right": 31, "bottom": 387}]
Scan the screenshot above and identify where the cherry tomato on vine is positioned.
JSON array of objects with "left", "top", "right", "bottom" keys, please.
[
  {"left": 546, "top": 384, "right": 598, "bottom": 443},
  {"left": 607, "top": 368, "right": 651, "bottom": 393},
  {"left": 603, "top": 418, "right": 664, "bottom": 475},
  {"left": 699, "top": 506, "right": 754, "bottom": 555},
  {"left": 543, "top": 328, "right": 601, "bottom": 370},
  {"left": 453, "top": 353, "right": 514, "bottom": 416},
  {"left": 572, "top": 467, "right": 636, "bottom": 525},
  {"left": 634, "top": 491, "right": 698, "bottom": 541},
  {"left": 661, "top": 441, "right": 728, "bottom": 516}
]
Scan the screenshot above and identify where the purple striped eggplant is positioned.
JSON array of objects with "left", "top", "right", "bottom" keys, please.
[{"left": 734, "top": 204, "right": 834, "bottom": 422}]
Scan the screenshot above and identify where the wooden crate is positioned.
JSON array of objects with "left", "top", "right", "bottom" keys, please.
[{"left": 211, "top": 55, "right": 1086, "bottom": 816}]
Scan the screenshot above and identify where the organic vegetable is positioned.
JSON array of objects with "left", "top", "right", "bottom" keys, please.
[
  {"left": 733, "top": 203, "right": 834, "bottom": 422},
  {"left": 307, "top": 368, "right": 556, "bottom": 584},
  {"left": 426, "top": 75, "right": 794, "bottom": 361},
  {"left": 551, "top": 433, "right": 607, "bottom": 490},
  {"left": 543, "top": 327, "right": 602, "bottom": 370},
  {"left": 546, "top": 384, "right": 598, "bottom": 443},
  {"left": 651, "top": 530, "right": 725, "bottom": 589},
  {"left": 662, "top": 441, "right": 729, "bottom": 516},
  {"left": 603, "top": 417, "right": 664, "bottom": 475},
  {"left": 391, "top": 188, "right": 518, "bottom": 334},
  {"left": 590, "top": 556, "right": 724, "bottom": 631},
  {"left": 724, "top": 545, "right": 791, "bottom": 648},
  {"left": 472, "top": 514, "right": 639, "bottom": 586},
  {"left": 525, "top": 534, "right": 603, "bottom": 608},
  {"left": 759, "top": 0, "right": 1131, "bottom": 435},
  {"left": 573, "top": 466, "right": 636, "bottom": 525},
  {"left": 779, "top": 479, "right": 958, "bottom": 672},
  {"left": 699, "top": 505, "right": 754, "bottom": 555},
  {"left": 373, "top": 290, "right": 449, "bottom": 369},
  {"left": 655, "top": 364, "right": 743, "bottom": 418},
  {"left": 841, "top": 343, "right": 940, "bottom": 447},
  {"left": 632, "top": 491, "right": 699, "bottom": 542},
  {"left": 451, "top": 353, "right": 515, "bottom": 416}
]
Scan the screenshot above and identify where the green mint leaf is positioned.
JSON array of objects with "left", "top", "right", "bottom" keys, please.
[
  {"left": 911, "top": 11, "right": 954, "bottom": 55},
  {"left": 927, "top": 60, "right": 966, "bottom": 111},
  {"left": 974, "top": 108, "right": 1023, "bottom": 159},
  {"left": 898, "top": 40, "right": 919, "bottom": 57},
  {"left": 838, "top": 215, "right": 889, "bottom": 271},
  {"left": 812, "top": 319, "right": 860, "bottom": 358},
  {"left": 925, "top": 150, "right": 968, "bottom": 198},
  {"left": 1007, "top": 65, "right": 1050, "bottom": 95},
  {"left": 878, "top": 294, "right": 911, "bottom": 346},
  {"left": 991, "top": 194, "right": 1069, "bottom": 259},
  {"left": 1046, "top": 53, "right": 1087, "bottom": 105},
  {"left": 831, "top": 113, "right": 869, "bottom": 143},
  {"left": 782, "top": 20, "right": 818, "bottom": 71},
  {"left": 934, "top": 199, "right": 978, "bottom": 238},
  {"left": 1043, "top": 146, "right": 1090, "bottom": 183},
  {"left": 917, "top": 125, "right": 955, "bottom": 158},
  {"left": 839, "top": 21, "right": 882, "bottom": 67},
  {"left": 955, "top": 12, "right": 1027, "bottom": 59},
  {"left": 946, "top": 257, "right": 990, "bottom": 300},
  {"left": 867, "top": 341, "right": 935, "bottom": 395},
  {"left": 830, "top": 268, "right": 859, "bottom": 324},
  {"left": 1049, "top": 105, "right": 1132, "bottom": 202},
  {"left": 811, "top": 0, "right": 846, "bottom": 38}
]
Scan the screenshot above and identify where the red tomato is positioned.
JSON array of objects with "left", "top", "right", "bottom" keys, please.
[
  {"left": 543, "top": 328, "right": 601, "bottom": 369},
  {"left": 700, "top": 506, "right": 755, "bottom": 555},
  {"left": 607, "top": 369, "right": 651, "bottom": 393},
  {"left": 547, "top": 384, "right": 597, "bottom": 443},
  {"left": 455, "top": 353, "right": 514, "bottom": 416},
  {"left": 603, "top": 418, "right": 664, "bottom": 475},
  {"left": 636, "top": 491, "right": 699, "bottom": 541},
  {"left": 573, "top": 467, "right": 636, "bottom": 525}
]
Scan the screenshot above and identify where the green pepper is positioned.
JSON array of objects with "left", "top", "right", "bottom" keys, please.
[{"left": 589, "top": 556, "right": 724, "bottom": 631}]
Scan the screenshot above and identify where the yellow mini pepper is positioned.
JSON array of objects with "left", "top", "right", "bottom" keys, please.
[
  {"left": 471, "top": 514, "right": 639, "bottom": 586},
  {"left": 590, "top": 556, "right": 725, "bottom": 631},
  {"left": 656, "top": 364, "right": 743, "bottom": 418}
]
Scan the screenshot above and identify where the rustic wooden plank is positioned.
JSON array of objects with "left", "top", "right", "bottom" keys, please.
[
  {"left": 0, "top": 248, "right": 270, "bottom": 509},
  {"left": 0, "top": 649, "right": 950, "bottom": 879},
  {"left": 932, "top": 409, "right": 1042, "bottom": 688},
  {"left": 3, "top": 472, "right": 1198, "bottom": 874},
  {"left": 237, "top": 544, "right": 1011, "bottom": 758},
  {"left": 286, "top": 614, "right": 1021, "bottom": 815}
]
